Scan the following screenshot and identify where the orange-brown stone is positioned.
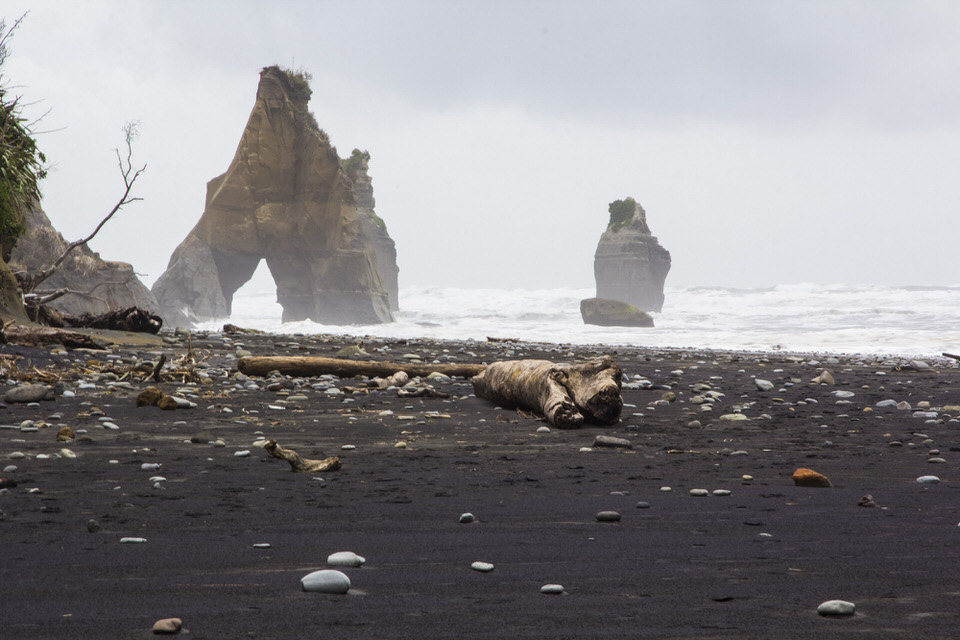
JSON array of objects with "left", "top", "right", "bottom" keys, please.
[{"left": 792, "top": 467, "right": 833, "bottom": 488}]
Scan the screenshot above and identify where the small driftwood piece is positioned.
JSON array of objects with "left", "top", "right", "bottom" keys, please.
[
  {"left": 471, "top": 356, "right": 623, "bottom": 429},
  {"left": 264, "top": 440, "right": 341, "bottom": 473},
  {"left": 238, "top": 356, "right": 486, "bottom": 379},
  {"left": 943, "top": 352, "right": 960, "bottom": 362}
]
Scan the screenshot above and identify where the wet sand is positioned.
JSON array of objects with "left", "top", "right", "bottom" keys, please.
[{"left": 1, "top": 331, "right": 959, "bottom": 639}]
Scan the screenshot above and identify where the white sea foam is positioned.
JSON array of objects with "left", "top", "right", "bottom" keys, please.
[{"left": 197, "top": 283, "right": 960, "bottom": 358}]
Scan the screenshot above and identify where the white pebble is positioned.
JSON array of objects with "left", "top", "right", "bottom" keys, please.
[
  {"left": 120, "top": 537, "right": 148, "bottom": 544},
  {"left": 327, "top": 551, "right": 366, "bottom": 567},
  {"left": 253, "top": 543, "right": 272, "bottom": 548},
  {"left": 301, "top": 569, "right": 350, "bottom": 594},
  {"left": 459, "top": 513, "right": 476, "bottom": 523},
  {"left": 712, "top": 489, "right": 731, "bottom": 496},
  {"left": 341, "top": 445, "right": 356, "bottom": 451},
  {"left": 916, "top": 475, "right": 941, "bottom": 484},
  {"left": 141, "top": 463, "right": 161, "bottom": 471},
  {"left": 817, "top": 599, "right": 855, "bottom": 616},
  {"left": 234, "top": 450, "right": 251, "bottom": 457},
  {"left": 689, "top": 489, "right": 709, "bottom": 497},
  {"left": 471, "top": 561, "right": 495, "bottom": 572},
  {"left": 540, "top": 584, "right": 564, "bottom": 594}
]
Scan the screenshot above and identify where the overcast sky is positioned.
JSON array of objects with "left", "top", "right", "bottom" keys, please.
[{"left": 5, "top": 0, "right": 960, "bottom": 292}]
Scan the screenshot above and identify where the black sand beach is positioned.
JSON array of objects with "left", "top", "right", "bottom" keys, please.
[{"left": 2, "top": 330, "right": 960, "bottom": 639}]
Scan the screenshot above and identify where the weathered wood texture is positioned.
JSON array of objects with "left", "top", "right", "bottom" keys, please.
[
  {"left": 264, "top": 440, "right": 341, "bottom": 473},
  {"left": 471, "top": 356, "right": 623, "bottom": 429},
  {"left": 237, "top": 356, "right": 486, "bottom": 379}
]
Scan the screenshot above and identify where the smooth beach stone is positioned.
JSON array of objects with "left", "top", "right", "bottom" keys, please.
[
  {"left": 594, "top": 435, "right": 631, "bottom": 448},
  {"left": 754, "top": 379, "right": 774, "bottom": 391},
  {"left": 540, "top": 584, "right": 565, "bottom": 594},
  {"left": 792, "top": 468, "right": 833, "bottom": 488},
  {"left": 635, "top": 501, "right": 651, "bottom": 509},
  {"left": 927, "top": 457, "right": 947, "bottom": 463},
  {"left": 689, "top": 489, "right": 709, "bottom": 497},
  {"left": 341, "top": 445, "right": 356, "bottom": 451},
  {"left": 141, "top": 463, "right": 162, "bottom": 471},
  {"left": 712, "top": 489, "right": 731, "bottom": 496},
  {"left": 152, "top": 617, "right": 183, "bottom": 634},
  {"left": 719, "top": 413, "right": 749, "bottom": 421},
  {"left": 459, "top": 513, "right": 476, "bottom": 523},
  {"left": 301, "top": 569, "right": 351, "bottom": 594},
  {"left": 596, "top": 510, "right": 621, "bottom": 522},
  {"left": 120, "top": 537, "right": 148, "bottom": 543},
  {"left": 832, "top": 390, "right": 856, "bottom": 398},
  {"left": 875, "top": 399, "right": 898, "bottom": 408},
  {"left": 536, "top": 426, "right": 551, "bottom": 433},
  {"left": 234, "top": 450, "right": 251, "bottom": 457},
  {"left": 253, "top": 543, "right": 272, "bottom": 548},
  {"left": 916, "top": 475, "right": 941, "bottom": 484},
  {"left": 327, "top": 551, "right": 366, "bottom": 567},
  {"left": 471, "top": 561, "right": 495, "bottom": 572},
  {"left": 817, "top": 600, "right": 856, "bottom": 616},
  {"left": 4, "top": 383, "right": 49, "bottom": 404}
]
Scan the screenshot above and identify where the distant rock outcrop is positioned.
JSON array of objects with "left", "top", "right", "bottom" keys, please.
[
  {"left": 592, "top": 198, "right": 671, "bottom": 313},
  {"left": 152, "top": 66, "right": 397, "bottom": 327},
  {"left": 9, "top": 206, "right": 159, "bottom": 317},
  {"left": 580, "top": 297, "right": 654, "bottom": 327}
]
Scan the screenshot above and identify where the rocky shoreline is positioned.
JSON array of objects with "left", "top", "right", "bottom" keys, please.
[{"left": 2, "top": 329, "right": 959, "bottom": 639}]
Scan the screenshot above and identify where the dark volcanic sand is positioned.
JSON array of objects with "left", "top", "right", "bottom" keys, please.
[{"left": 2, "top": 332, "right": 960, "bottom": 639}]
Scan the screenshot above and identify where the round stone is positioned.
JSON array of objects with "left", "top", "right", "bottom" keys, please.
[
  {"left": 120, "top": 537, "right": 148, "bottom": 544},
  {"left": 152, "top": 618, "right": 183, "bottom": 634},
  {"left": 459, "top": 513, "right": 476, "bottom": 523},
  {"left": 916, "top": 475, "right": 941, "bottom": 484},
  {"left": 234, "top": 450, "right": 251, "bottom": 457},
  {"left": 689, "top": 489, "right": 709, "bottom": 497},
  {"left": 253, "top": 543, "right": 272, "bottom": 549},
  {"left": 471, "top": 561, "right": 495, "bottom": 572},
  {"left": 660, "top": 486, "right": 672, "bottom": 492},
  {"left": 540, "top": 584, "right": 564, "bottom": 594},
  {"left": 817, "top": 599, "right": 855, "bottom": 616},
  {"left": 596, "top": 510, "right": 621, "bottom": 522},
  {"left": 927, "top": 457, "right": 946, "bottom": 463},
  {"left": 327, "top": 551, "right": 365, "bottom": 567},
  {"left": 712, "top": 489, "right": 731, "bottom": 497},
  {"left": 635, "top": 501, "right": 651, "bottom": 509},
  {"left": 301, "top": 569, "right": 351, "bottom": 594}
]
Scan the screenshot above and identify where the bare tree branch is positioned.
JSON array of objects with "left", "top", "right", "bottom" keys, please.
[{"left": 24, "top": 121, "right": 145, "bottom": 293}]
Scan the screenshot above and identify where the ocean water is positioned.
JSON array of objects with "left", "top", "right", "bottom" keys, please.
[{"left": 197, "top": 283, "right": 960, "bottom": 358}]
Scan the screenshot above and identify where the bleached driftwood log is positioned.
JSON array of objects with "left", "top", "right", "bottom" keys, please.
[
  {"left": 264, "top": 440, "right": 341, "bottom": 473},
  {"left": 471, "top": 356, "right": 623, "bottom": 429},
  {"left": 237, "top": 355, "right": 485, "bottom": 379}
]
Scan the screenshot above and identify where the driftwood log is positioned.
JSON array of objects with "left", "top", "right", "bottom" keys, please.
[
  {"left": 0, "top": 324, "right": 107, "bottom": 350},
  {"left": 29, "top": 305, "right": 162, "bottom": 334},
  {"left": 471, "top": 356, "right": 623, "bottom": 429},
  {"left": 264, "top": 440, "right": 341, "bottom": 472},
  {"left": 237, "top": 356, "right": 486, "bottom": 379}
]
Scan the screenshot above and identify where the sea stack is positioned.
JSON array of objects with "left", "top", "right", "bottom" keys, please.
[
  {"left": 152, "top": 66, "right": 397, "bottom": 327},
  {"left": 591, "top": 197, "right": 671, "bottom": 313}
]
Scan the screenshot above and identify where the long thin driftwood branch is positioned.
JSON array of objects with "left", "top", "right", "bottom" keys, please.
[{"left": 237, "top": 355, "right": 486, "bottom": 379}]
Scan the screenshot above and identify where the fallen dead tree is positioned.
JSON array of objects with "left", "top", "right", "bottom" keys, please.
[
  {"left": 30, "top": 305, "right": 162, "bottom": 334},
  {"left": 264, "top": 440, "right": 341, "bottom": 472},
  {"left": 0, "top": 323, "right": 106, "bottom": 350},
  {"left": 237, "top": 355, "right": 486, "bottom": 379},
  {"left": 471, "top": 356, "right": 623, "bottom": 429}
]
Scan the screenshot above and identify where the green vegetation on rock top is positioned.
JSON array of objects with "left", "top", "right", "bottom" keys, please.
[
  {"left": 607, "top": 198, "right": 635, "bottom": 232},
  {"left": 341, "top": 148, "right": 370, "bottom": 176}
]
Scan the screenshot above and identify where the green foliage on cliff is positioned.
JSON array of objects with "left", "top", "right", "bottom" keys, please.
[
  {"left": 341, "top": 148, "right": 369, "bottom": 176},
  {"left": 0, "top": 16, "right": 45, "bottom": 249},
  {"left": 264, "top": 64, "right": 319, "bottom": 130},
  {"left": 608, "top": 198, "right": 635, "bottom": 232}
]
